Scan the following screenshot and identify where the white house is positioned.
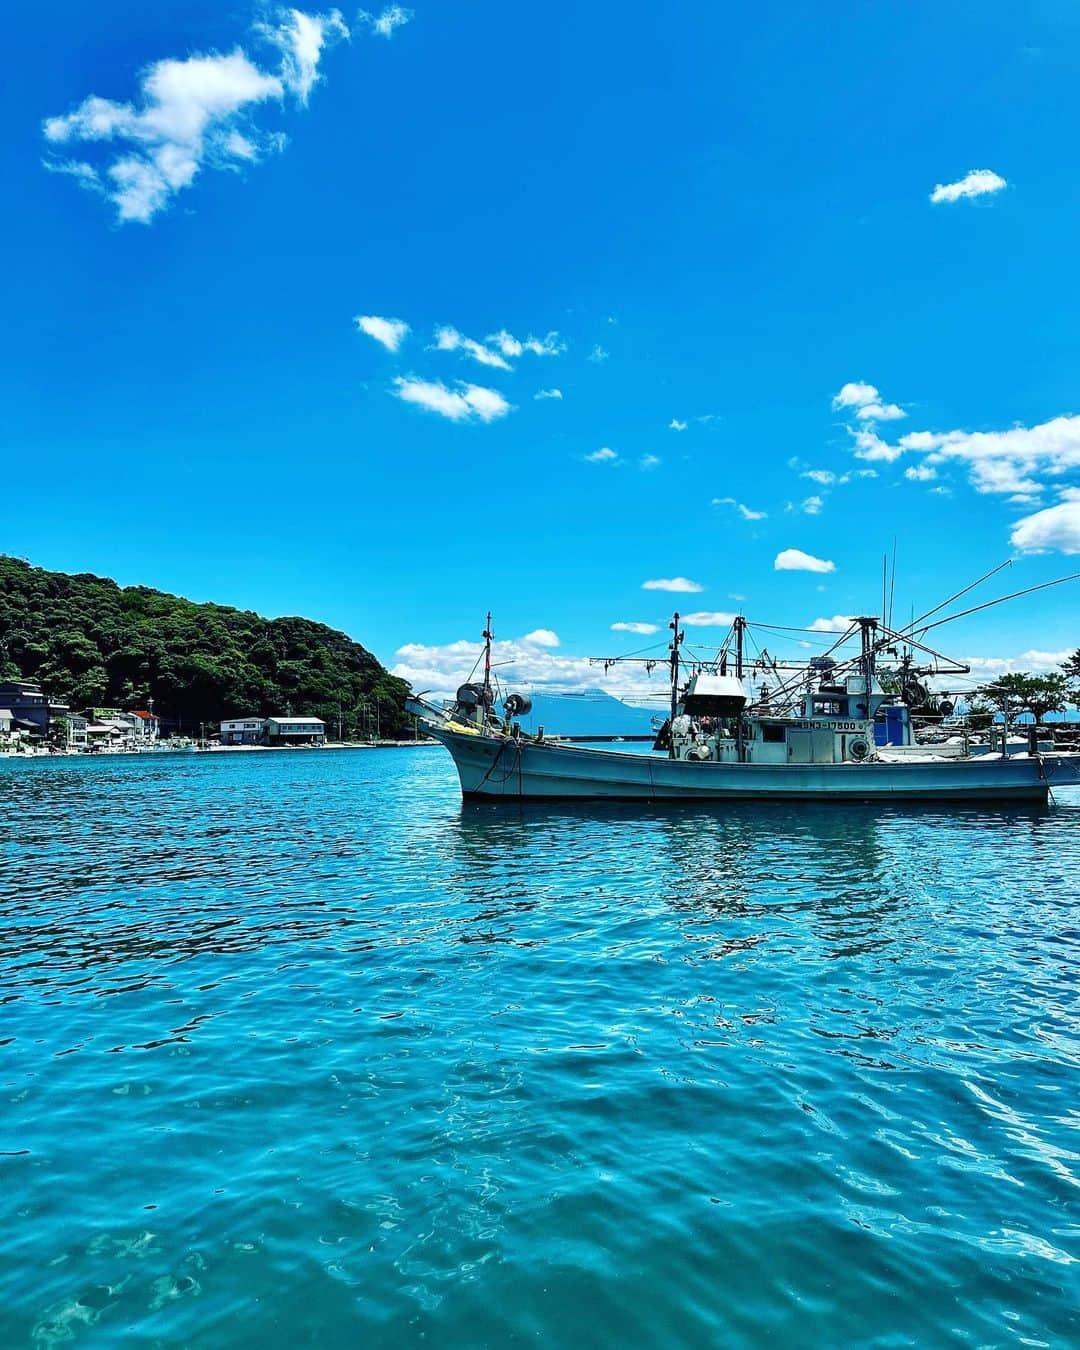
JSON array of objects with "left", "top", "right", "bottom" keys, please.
[
  {"left": 63, "top": 714, "right": 88, "bottom": 749},
  {"left": 126, "top": 710, "right": 160, "bottom": 743}
]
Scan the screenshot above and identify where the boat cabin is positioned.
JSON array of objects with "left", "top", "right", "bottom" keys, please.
[{"left": 670, "top": 671, "right": 914, "bottom": 765}]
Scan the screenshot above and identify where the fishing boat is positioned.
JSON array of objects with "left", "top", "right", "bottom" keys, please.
[{"left": 409, "top": 585, "right": 1080, "bottom": 803}]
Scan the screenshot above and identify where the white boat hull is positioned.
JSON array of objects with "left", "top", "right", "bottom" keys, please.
[{"left": 427, "top": 725, "right": 1080, "bottom": 802}]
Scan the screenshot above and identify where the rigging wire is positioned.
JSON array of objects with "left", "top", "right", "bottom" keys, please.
[
  {"left": 914, "top": 570, "right": 1080, "bottom": 636},
  {"left": 891, "top": 558, "right": 1014, "bottom": 642}
]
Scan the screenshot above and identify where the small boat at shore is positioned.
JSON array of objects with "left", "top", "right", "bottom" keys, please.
[{"left": 409, "top": 599, "right": 1080, "bottom": 804}]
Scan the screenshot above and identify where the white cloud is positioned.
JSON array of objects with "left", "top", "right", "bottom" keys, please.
[
  {"left": 43, "top": 159, "right": 101, "bottom": 187},
  {"left": 800, "top": 495, "right": 824, "bottom": 515},
  {"left": 358, "top": 5, "right": 413, "bottom": 38},
  {"left": 356, "top": 313, "right": 409, "bottom": 351},
  {"left": 896, "top": 414, "right": 1080, "bottom": 497},
  {"left": 835, "top": 383, "right": 1080, "bottom": 527},
  {"left": 434, "top": 326, "right": 512, "bottom": 370},
  {"left": 524, "top": 332, "right": 566, "bottom": 357},
  {"left": 522, "top": 629, "right": 560, "bottom": 648},
  {"left": 856, "top": 402, "right": 906, "bottom": 422},
  {"left": 800, "top": 466, "right": 876, "bottom": 486},
  {"left": 611, "top": 622, "right": 659, "bottom": 635},
  {"left": 225, "top": 130, "right": 258, "bottom": 159},
  {"left": 642, "top": 577, "right": 704, "bottom": 592},
  {"left": 808, "top": 615, "right": 856, "bottom": 633},
  {"left": 832, "top": 382, "right": 879, "bottom": 410},
  {"left": 959, "top": 649, "right": 1075, "bottom": 679},
  {"left": 585, "top": 447, "right": 618, "bottom": 464},
  {"left": 669, "top": 419, "right": 687, "bottom": 431},
  {"left": 534, "top": 388, "right": 562, "bottom": 400},
  {"left": 487, "top": 329, "right": 566, "bottom": 358},
  {"left": 775, "top": 549, "right": 836, "bottom": 574},
  {"left": 588, "top": 345, "right": 609, "bottom": 363},
  {"left": 261, "top": 8, "right": 349, "bottom": 104},
  {"left": 43, "top": 9, "right": 348, "bottom": 222},
  {"left": 852, "top": 428, "right": 904, "bottom": 463},
  {"left": 639, "top": 454, "right": 661, "bottom": 471},
  {"left": 682, "top": 611, "right": 738, "bottom": 627},
  {"left": 1010, "top": 491, "right": 1080, "bottom": 555},
  {"left": 713, "top": 496, "right": 767, "bottom": 521},
  {"left": 930, "top": 169, "right": 1007, "bottom": 205},
  {"left": 486, "top": 331, "right": 521, "bottom": 357},
  {"left": 392, "top": 636, "right": 668, "bottom": 702},
  {"left": 392, "top": 376, "right": 511, "bottom": 423}
]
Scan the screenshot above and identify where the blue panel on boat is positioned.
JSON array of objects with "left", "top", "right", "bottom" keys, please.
[{"left": 875, "top": 705, "right": 907, "bottom": 746}]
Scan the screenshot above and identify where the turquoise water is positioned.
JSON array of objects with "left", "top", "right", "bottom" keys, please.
[{"left": 2, "top": 749, "right": 1078, "bottom": 1347}]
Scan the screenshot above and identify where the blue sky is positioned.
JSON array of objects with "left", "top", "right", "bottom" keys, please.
[{"left": 4, "top": 1, "right": 1080, "bottom": 698}]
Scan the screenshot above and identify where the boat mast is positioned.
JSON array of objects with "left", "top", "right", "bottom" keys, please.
[
  {"left": 734, "top": 615, "right": 746, "bottom": 763},
  {"left": 857, "top": 616, "right": 878, "bottom": 710},
  {"left": 482, "top": 612, "right": 494, "bottom": 699},
  {"left": 669, "top": 612, "right": 683, "bottom": 733}
]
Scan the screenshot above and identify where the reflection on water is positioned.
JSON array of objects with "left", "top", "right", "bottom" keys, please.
[{"left": 1, "top": 750, "right": 1078, "bottom": 1348}]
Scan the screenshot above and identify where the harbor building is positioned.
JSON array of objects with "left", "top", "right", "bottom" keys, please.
[
  {"left": 264, "top": 716, "right": 326, "bottom": 746},
  {"left": 127, "top": 710, "right": 160, "bottom": 744},
  {"left": 85, "top": 721, "right": 130, "bottom": 749},
  {"left": 220, "top": 716, "right": 264, "bottom": 746},
  {"left": 0, "top": 680, "right": 65, "bottom": 739},
  {"left": 61, "top": 714, "right": 88, "bottom": 750}
]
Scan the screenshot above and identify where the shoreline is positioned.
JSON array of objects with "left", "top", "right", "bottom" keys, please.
[{"left": 0, "top": 740, "right": 437, "bottom": 761}]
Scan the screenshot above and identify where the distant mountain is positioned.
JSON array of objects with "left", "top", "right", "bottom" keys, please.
[
  {"left": 0, "top": 557, "right": 411, "bottom": 736},
  {"left": 511, "top": 688, "right": 661, "bottom": 739}
]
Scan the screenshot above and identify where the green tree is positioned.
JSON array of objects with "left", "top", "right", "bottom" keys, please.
[
  {"left": 0, "top": 556, "right": 412, "bottom": 733},
  {"left": 962, "top": 698, "right": 995, "bottom": 731},
  {"left": 977, "top": 672, "right": 1071, "bottom": 723}
]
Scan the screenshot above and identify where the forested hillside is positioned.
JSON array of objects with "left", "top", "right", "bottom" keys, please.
[{"left": 0, "top": 557, "right": 412, "bottom": 736}]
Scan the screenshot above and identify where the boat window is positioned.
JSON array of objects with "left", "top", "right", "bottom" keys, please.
[
  {"left": 812, "top": 698, "right": 848, "bottom": 717},
  {"left": 762, "top": 724, "right": 785, "bottom": 743}
]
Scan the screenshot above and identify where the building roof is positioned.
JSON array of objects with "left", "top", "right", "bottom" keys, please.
[
  {"left": 267, "top": 716, "right": 325, "bottom": 726},
  {"left": 0, "top": 709, "right": 13, "bottom": 720},
  {"left": 130, "top": 710, "right": 158, "bottom": 720}
]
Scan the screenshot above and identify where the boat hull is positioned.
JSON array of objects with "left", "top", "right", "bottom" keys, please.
[{"left": 426, "top": 725, "right": 1080, "bottom": 802}]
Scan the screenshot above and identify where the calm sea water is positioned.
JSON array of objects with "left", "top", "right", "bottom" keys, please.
[{"left": 2, "top": 749, "right": 1078, "bottom": 1348}]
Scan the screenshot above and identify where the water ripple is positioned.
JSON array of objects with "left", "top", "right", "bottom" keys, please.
[{"left": 1, "top": 751, "right": 1078, "bottom": 1346}]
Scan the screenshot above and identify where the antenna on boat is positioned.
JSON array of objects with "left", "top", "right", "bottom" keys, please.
[{"left": 734, "top": 615, "right": 746, "bottom": 680}]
